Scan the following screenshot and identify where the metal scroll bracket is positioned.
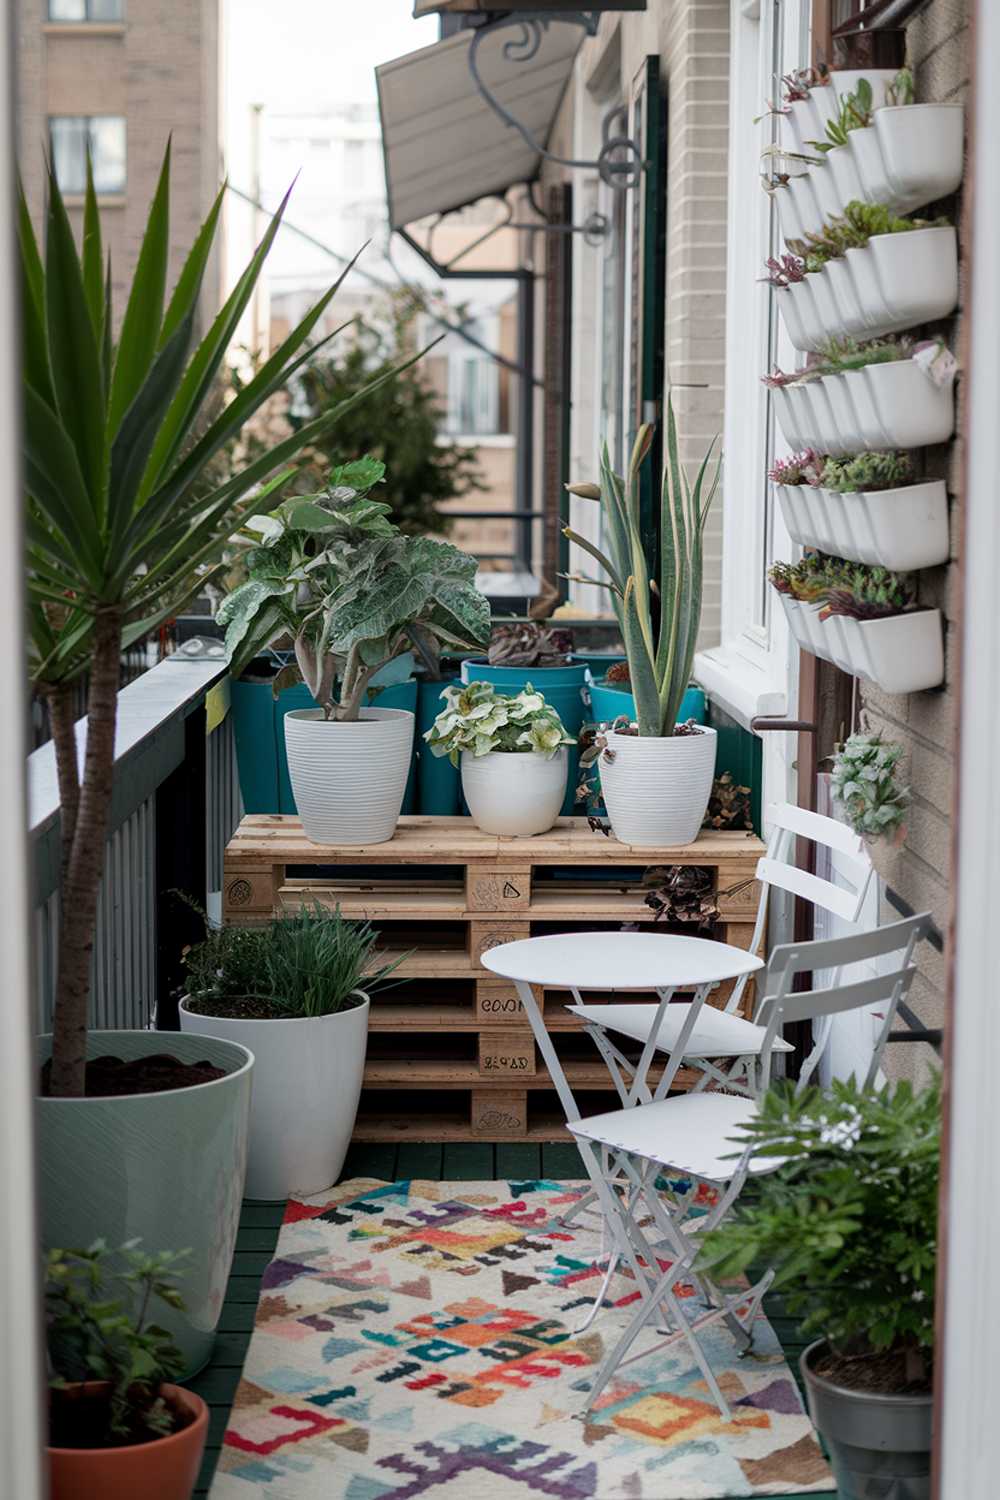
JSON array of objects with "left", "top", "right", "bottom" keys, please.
[{"left": 467, "top": 12, "right": 646, "bottom": 190}]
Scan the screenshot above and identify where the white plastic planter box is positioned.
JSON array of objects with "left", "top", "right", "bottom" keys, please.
[
  {"left": 778, "top": 593, "right": 944, "bottom": 692},
  {"left": 786, "top": 173, "right": 824, "bottom": 237},
  {"left": 862, "top": 360, "right": 955, "bottom": 449},
  {"left": 771, "top": 386, "right": 805, "bottom": 451},
  {"left": 775, "top": 364, "right": 954, "bottom": 453},
  {"left": 824, "top": 143, "right": 864, "bottom": 211},
  {"left": 832, "top": 69, "right": 899, "bottom": 112},
  {"left": 775, "top": 479, "right": 949, "bottom": 570},
  {"left": 875, "top": 104, "right": 964, "bottom": 211},
  {"left": 868, "top": 226, "right": 958, "bottom": 331},
  {"left": 847, "top": 125, "right": 896, "bottom": 206},
  {"left": 776, "top": 285, "right": 816, "bottom": 353},
  {"left": 824, "top": 258, "right": 868, "bottom": 336},
  {"left": 772, "top": 182, "right": 806, "bottom": 246}
]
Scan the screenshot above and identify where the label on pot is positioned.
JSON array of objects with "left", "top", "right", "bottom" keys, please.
[{"left": 913, "top": 340, "right": 958, "bottom": 390}]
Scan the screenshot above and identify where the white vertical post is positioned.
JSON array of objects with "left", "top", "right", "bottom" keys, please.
[
  {"left": 0, "top": 2, "right": 46, "bottom": 1496},
  {"left": 938, "top": 2, "right": 1000, "bottom": 1493}
]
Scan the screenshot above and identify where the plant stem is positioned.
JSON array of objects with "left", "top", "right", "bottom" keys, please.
[
  {"left": 48, "top": 608, "right": 123, "bottom": 1097},
  {"left": 44, "top": 680, "right": 81, "bottom": 889}
]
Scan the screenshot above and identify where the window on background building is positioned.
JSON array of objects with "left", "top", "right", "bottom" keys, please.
[
  {"left": 49, "top": 116, "right": 126, "bottom": 195},
  {"left": 48, "top": 0, "right": 124, "bottom": 20},
  {"left": 445, "top": 336, "right": 500, "bottom": 437}
]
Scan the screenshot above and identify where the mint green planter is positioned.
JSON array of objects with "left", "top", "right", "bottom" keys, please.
[
  {"left": 416, "top": 678, "right": 461, "bottom": 814},
  {"left": 461, "top": 658, "right": 591, "bottom": 814},
  {"left": 589, "top": 680, "right": 707, "bottom": 727},
  {"left": 36, "top": 1031, "right": 253, "bottom": 1378}
]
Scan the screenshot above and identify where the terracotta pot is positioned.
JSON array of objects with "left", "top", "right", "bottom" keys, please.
[{"left": 48, "top": 1381, "right": 208, "bottom": 1500}]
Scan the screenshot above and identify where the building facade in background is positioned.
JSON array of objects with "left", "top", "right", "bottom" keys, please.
[{"left": 16, "top": 0, "right": 223, "bottom": 320}]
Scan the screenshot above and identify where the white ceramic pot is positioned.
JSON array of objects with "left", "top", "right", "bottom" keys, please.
[
  {"left": 284, "top": 706, "right": 414, "bottom": 846},
  {"left": 848, "top": 125, "right": 895, "bottom": 206},
  {"left": 824, "top": 258, "right": 868, "bottom": 335},
  {"left": 460, "top": 748, "right": 568, "bottom": 836},
  {"left": 832, "top": 69, "right": 899, "bottom": 112},
  {"left": 862, "top": 360, "right": 955, "bottom": 449},
  {"left": 875, "top": 104, "right": 964, "bottom": 212},
  {"left": 180, "top": 994, "right": 369, "bottom": 1200},
  {"left": 868, "top": 227, "right": 958, "bottom": 329},
  {"left": 598, "top": 726, "right": 717, "bottom": 848}
]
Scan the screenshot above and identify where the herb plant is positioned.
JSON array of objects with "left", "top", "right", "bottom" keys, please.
[
  {"left": 47, "top": 1241, "right": 189, "bottom": 1448},
  {"left": 831, "top": 730, "right": 910, "bottom": 840},
  {"left": 698, "top": 1076, "right": 939, "bottom": 1390},
  {"left": 216, "top": 457, "right": 491, "bottom": 720},
  {"left": 820, "top": 451, "right": 913, "bottom": 493},
  {"left": 424, "top": 681, "right": 574, "bottom": 766}
]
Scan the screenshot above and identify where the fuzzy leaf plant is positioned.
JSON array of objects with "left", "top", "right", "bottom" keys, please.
[
  {"left": 217, "top": 457, "right": 491, "bottom": 720},
  {"left": 564, "top": 396, "right": 720, "bottom": 736},
  {"left": 25, "top": 146, "right": 415, "bottom": 1097}
]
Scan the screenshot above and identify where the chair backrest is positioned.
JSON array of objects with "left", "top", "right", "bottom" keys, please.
[
  {"left": 722, "top": 802, "right": 875, "bottom": 1016},
  {"left": 755, "top": 911, "right": 931, "bottom": 1092}
]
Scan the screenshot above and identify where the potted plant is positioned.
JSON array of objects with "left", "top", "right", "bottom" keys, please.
[
  {"left": 424, "top": 680, "right": 573, "bottom": 836},
  {"left": 46, "top": 1241, "right": 207, "bottom": 1500},
  {"left": 830, "top": 729, "right": 910, "bottom": 843},
  {"left": 178, "top": 905, "right": 402, "bottom": 1199},
  {"left": 699, "top": 1077, "right": 939, "bottom": 1497},
  {"left": 564, "top": 398, "right": 720, "bottom": 847},
  {"left": 25, "top": 148, "right": 389, "bottom": 1371},
  {"left": 588, "top": 659, "right": 707, "bottom": 729},
  {"left": 216, "top": 456, "right": 491, "bottom": 845}
]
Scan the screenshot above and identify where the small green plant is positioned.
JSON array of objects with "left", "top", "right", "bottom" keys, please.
[
  {"left": 486, "top": 621, "right": 574, "bottom": 669},
  {"left": 819, "top": 563, "right": 914, "bottom": 621},
  {"left": 831, "top": 730, "right": 910, "bottom": 840},
  {"left": 820, "top": 451, "right": 913, "bottom": 493},
  {"left": 808, "top": 78, "right": 874, "bottom": 153},
  {"left": 47, "top": 1241, "right": 189, "bottom": 1448},
  {"left": 424, "top": 680, "right": 574, "bottom": 766},
  {"left": 698, "top": 1076, "right": 939, "bottom": 1389},
  {"left": 181, "top": 904, "right": 404, "bottom": 1019},
  {"left": 886, "top": 65, "right": 916, "bottom": 107},
  {"left": 768, "top": 553, "right": 853, "bottom": 603},
  {"left": 816, "top": 334, "right": 913, "bottom": 374}
]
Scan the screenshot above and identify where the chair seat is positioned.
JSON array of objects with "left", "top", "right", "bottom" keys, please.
[
  {"left": 567, "top": 1001, "right": 795, "bottom": 1058},
  {"left": 568, "top": 1092, "right": 780, "bottom": 1181}
]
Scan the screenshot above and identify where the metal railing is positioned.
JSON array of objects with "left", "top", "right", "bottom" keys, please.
[{"left": 28, "top": 660, "right": 242, "bottom": 1034}]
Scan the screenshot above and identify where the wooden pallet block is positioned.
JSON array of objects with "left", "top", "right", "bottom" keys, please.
[{"left": 223, "top": 815, "right": 766, "bottom": 1140}]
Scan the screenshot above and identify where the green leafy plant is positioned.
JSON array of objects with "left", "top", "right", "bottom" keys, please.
[
  {"left": 564, "top": 396, "right": 721, "bottom": 736},
  {"left": 47, "top": 1241, "right": 189, "bottom": 1447},
  {"left": 181, "top": 903, "right": 404, "bottom": 1019},
  {"left": 809, "top": 78, "right": 874, "bottom": 151},
  {"left": 816, "top": 334, "right": 913, "bottom": 374},
  {"left": 424, "top": 680, "right": 574, "bottom": 766},
  {"left": 699, "top": 1077, "right": 939, "bottom": 1389},
  {"left": 23, "top": 146, "right": 409, "bottom": 1097},
  {"left": 820, "top": 451, "right": 914, "bottom": 493},
  {"left": 216, "top": 456, "right": 491, "bottom": 720},
  {"left": 486, "top": 621, "right": 574, "bottom": 668},
  {"left": 819, "top": 563, "right": 914, "bottom": 621},
  {"left": 831, "top": 729, "right": 910, "bottom": 840},
  {"left": 768, "top": 553, "right": 853, "bottom": 603},
  {"left": 886, "top": 65, "right": 916, "bottom": 107}
]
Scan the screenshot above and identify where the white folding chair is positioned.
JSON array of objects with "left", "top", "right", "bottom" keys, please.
[
  {"left": 569, "top": 802, "right": 875, "bottom": 1099},
  {"left": 567, "top": 911, "right": 929, "bottom": 1421}
]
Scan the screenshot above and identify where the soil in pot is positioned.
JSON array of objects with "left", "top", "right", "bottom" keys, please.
[
  {"left": 48, "top": 1380, "right": 208, "bottom": 1500},
  {"left": 50, "top": 1382, "right": 197, "bottom": 1450},
  {"left": 39, "top": 1052, "right": 228, "bottom": 1097},
  {"left": 183, "top": 992, "right": 366, "bottom": 1021},
  {"left": 811, "top": 1343, "right": 931, "bottom": 1399}
]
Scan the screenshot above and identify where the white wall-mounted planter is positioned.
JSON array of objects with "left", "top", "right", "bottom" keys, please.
[
  {"left": 875, "top": 104, "right": 964, "bottom": 211},
  {"left": 599, "top": 727, "right": 717, "bottom": 847},
  {"left": 809, "top": 82, "right": 840, "bottom": 133},
  {"left": 825, "top": 143, "right": 864, "bottom": 211},
  {"left": 848, "top": 125, "right": 896, "bottom": 206},
  {"left": 777, "top": 284, "right": 815, "bottom": 352},
  {"left": 460, "top": 747, "right": 568, "bottom": 836},
  {"left": 868, "top": 226, "right": 958, "bottom": 331},
  {"left": 285, "top": 706, "right": 414, "bottom": 846},
  {"left": 824, "top": 257, "right": 869, "bottom": 336},
  {"left": 778, "top": 593, "right": 944, "bottom": 692},
  {"left": 786, "top": 172, "right": 824, "bottom": 237},
  {"left": 771, "top": 386, "right": 805, "bottom": 451},
  {"left": 180, "top": 994, "right": 369, "bottom": 1201},
  {"left": 772, "top": 183, "right": 806, "bottom": 246},
  {"left": 831, "top": 69, "right": 899, "bottom": 112},
  {"left": 775, "top": 479, "right": 950, "bottom": 571},
  {"left": 775, "top": 364, "right": 954, "bottom": 454},
  {"left": 863, "top": 359, "right": 955, "bottom": 449}
]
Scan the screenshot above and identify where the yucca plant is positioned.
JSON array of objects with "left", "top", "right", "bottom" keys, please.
[
  {"left": 564, "top": 397, "right": 720, "bottom": 736},
  {"left": 24, "top": 145, "right": 413, "bottom": 1097}
]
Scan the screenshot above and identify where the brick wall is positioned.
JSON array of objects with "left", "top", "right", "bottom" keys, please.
[{"left": 857, "top": 0, "right": 970, "bottom": 1086}]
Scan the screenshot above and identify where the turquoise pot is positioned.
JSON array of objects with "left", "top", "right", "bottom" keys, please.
[
  {"left": 589, "top": 680, "right": 708, "bottom": 727},
  {"left": 232, "top": 677, "right": 418, "bottom": 815},
  {"left": 37, "top": 1031, "right": 253, "bottom": 1377},
  {"left": 461, "top": 658, "right": 591, "bottom": 814},
  {"left": 416, "top": 678, "right": 461, "bottom": 814}
]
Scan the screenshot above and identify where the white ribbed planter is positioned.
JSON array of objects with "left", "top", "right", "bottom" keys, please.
[
  {"left": 862, "top": 360, "right": 955, "bottom": 449},
  {"left": 831, "top": 69, "right": 898, "bottom": 112},
  {"left": 787, "top": 173, "right": 824, "bottom": 237},
  {"left": 777, "top": 594, "right": 944, "bottom": 691},
  {"left": 598, "top": 727, "right": 717, "bottom": 848},
  {"left": 868, "top": 227, "right": 958, "bottom": 330},
  {"left": 460, "top": 748, "right": 568, "bottom": 836},
  {"left": 775, "top": 480, "right": 949, "bottom": 570},
  {"left": 285, "top": 706, "right": 414, "bottom": 846},
  {"left": 825, "top": 143, "right": 864, "bottom": 210},
  {"left": 180, "top": 994, "right": 368, "bottom": 1200},
  {"left": 875, "top": 104, "right": 964, "bottom": 210},
  {"left": 777, "top": 365, "right": 954, "bottom": 453},
  {"left": 772, "top": 182, "right": 806, "bottom": 246},
  {"left": 848, "top": 125, "right": 895, "bottom": 206},
  {"left": 825, "top": 258, "right": 868, "bottom": 336}
]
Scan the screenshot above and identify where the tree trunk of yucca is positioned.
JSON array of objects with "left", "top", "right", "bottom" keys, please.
[{"left": 47, "top": 609, "right": 123, "bottom": 1098}]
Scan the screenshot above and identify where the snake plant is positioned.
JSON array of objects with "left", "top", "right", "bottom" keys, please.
[{"left": 565, "top": 397, "right": 720, "bottom": 736}]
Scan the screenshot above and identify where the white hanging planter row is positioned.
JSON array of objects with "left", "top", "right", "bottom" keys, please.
[
  {"left": 776, "top": 226, "right": 959, "bottom": 351},
  {"left": 772, "top": 360, "right": 955, "bottom": 454},
  {"left": 775, "top": 479, "right": 949, "bottom": 571},
  {"left": 778, "top": 594, "right": 944, "bottom": 694}
]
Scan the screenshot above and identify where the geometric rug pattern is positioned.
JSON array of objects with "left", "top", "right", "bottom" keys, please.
[{"left": 210, "top": 1179, "right": 832, "bottom": 1499}]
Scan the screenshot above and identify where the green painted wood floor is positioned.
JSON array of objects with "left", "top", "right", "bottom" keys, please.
[{"left": 187, "top": 1141, "right": 837, "bottom": 1498}]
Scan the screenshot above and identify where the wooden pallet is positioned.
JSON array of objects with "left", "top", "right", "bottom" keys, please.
[{"left": 223, "top": 815, "right": 766, "bottom": 1141}]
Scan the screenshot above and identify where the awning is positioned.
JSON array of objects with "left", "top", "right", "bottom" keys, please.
[
  {"left": 376, "top": 23, "right": 581, "bottom": 230},
  {"left": 412, "top": 2, "right": 645, "bottom": 15}
]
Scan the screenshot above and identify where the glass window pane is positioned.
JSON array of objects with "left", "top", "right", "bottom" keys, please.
[
  {"left": 48, "top": 1, "right": 86, "bottom": 20},
  {"left": 88, "top": 0, "right": 124, "bottom": 19},
  {"left": 50, "top": 117, "right": 88, "bottom": 195},
  {"left": 88, "top": 117, "right": 126, "bottom": 194}
]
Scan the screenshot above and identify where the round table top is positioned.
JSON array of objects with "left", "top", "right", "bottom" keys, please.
[{"left": 480, "top": 930, "right": 764, "bottom": 989}]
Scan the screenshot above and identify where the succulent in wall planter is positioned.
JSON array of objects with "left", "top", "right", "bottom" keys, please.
[
  {"left": 217, "top": 457, "right": 491, "bottom": 845},
  {"left": 424, "top": 680, "right": 573, "bottom": 836},
  {"left": 46, "top": 1242, "right": 208, "bottom": 1500},
  {"left": 179, "top": 906, "right": 404, "bottom": 1198},
  {"left": 564, "top": 399, "right": 720, "bottom": 848},
  {"left": 830, "top": 729, "right": 910, "bottom": 843}
]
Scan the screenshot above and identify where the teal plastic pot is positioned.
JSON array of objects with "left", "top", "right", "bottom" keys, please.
[
  {"left": 461, "top": 658, "right": 592, "bottom": 814},
  {"left": 589, "top": 680, "right": 707, "bottom": 727},
  {"left": 232, "top": 676, "right": 418, "bottom": 815},
  {"left": 36, "top": 1030, "right": 253, "bottom": 1378},
  {"left": 416, "top": 677, "right": 461, "bottom": 814}
]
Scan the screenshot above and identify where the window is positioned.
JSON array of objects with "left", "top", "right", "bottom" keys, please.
[
  {"left": 49, "top": 117, "right": 126, "bottom": 195},
  {"left": 48, "top": 0, "right": 124, "bottom": 20}
]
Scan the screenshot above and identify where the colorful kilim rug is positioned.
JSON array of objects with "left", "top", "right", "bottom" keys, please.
[{"left": 210, "top": 1179, "right": 832, "bottom": 1499}]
